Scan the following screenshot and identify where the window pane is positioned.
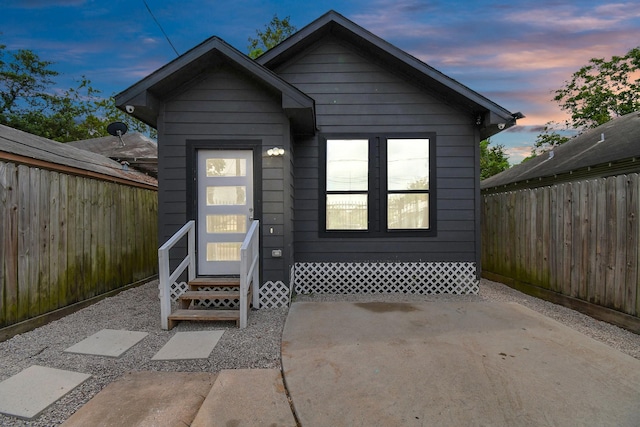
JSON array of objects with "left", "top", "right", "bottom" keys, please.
[
  {"left": 206, "top": 158, "right": 246, "bottom": 177},
  {"left": 206, "top": 215, "right": 246, "bottom": 233},
  {"left": 326, "top": 194, "right": 368, "bottom": 230},
  {"left": 388, "top": 193, "right": 429, "bottom": 229},
  {"left": 326, "top": 139, "right": 368, "bottom": 191},
  {"left": 206, "top": 242, "right": 241, "bottom": 261},
  {"left": 206, "top": 186, "right": 246, "bottom": 205},
  {"left": 388, "top": 139, "right": 429, "bottom": 190}
]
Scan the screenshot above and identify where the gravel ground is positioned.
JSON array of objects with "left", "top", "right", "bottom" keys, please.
[{"left": 1, "top": 277, "right": 639, "bottom": 426}]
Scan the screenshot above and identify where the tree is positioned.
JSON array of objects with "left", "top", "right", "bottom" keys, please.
[
  {"left": 480, "top": 139, "right": 510, "bottom": 179},
  {"left": 248, "top": 15, "right": 297, "bottom": 59},
  {"left": 0, "top": 43, "right": 155, "bottom": 141},
  {"left": 0, "top": 45, "right": 58, "bottom": 124},
  {"left": 554, "top": 46, "right": 640, "bottom": 130},
  {"left": 526, "top": 121, "right": 571, "bottom": 160}
]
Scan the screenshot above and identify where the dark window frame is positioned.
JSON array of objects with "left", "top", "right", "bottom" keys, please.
[{"left": 319, "top": 133, "right": 437, "bottom": 238}]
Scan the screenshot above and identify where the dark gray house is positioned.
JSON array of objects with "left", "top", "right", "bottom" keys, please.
[{"left": 116, "top": 11, "right": 519, "bottom": 302}]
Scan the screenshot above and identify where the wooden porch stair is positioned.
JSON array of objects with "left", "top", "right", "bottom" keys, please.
[{"left": 167, "top": 278, "right": 250, "bottom": 329}]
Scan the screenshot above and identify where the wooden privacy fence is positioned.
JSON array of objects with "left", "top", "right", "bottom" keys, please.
[
  {"left": 0, "top": 160, "right": 158, "bottom": 330},
  {"left": 482, "top": 174, "right": 639, "bottom": 327}
]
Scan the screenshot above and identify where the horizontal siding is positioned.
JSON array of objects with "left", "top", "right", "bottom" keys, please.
[
  {"left": 279, "top": 38, "right": 478, "bottom": 263},
  {"left": 158, "top": 65, "right": 292, "bottom": 282}
]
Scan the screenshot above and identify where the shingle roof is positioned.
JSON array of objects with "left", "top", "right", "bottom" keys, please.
[
  {"left": 481, "top": 111, "right": 640, "bottom": 190},
  {"left": 66, "top": 132, "right": 158, "bottom": 177},
  {"left": 0, "top": 124, "right": 157, "bottom": 187}
]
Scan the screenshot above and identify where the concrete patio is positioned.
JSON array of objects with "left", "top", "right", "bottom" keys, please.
[
  {"left": 1, "top": 280, "right": 639, "bottom": 426},
  {"left": 282, "top": 300, "right": 640, "bottom": 426}
]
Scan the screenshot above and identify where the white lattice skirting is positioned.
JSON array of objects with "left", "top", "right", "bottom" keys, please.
[
  {"left": 168, "top": 280, "right": 290, "bottom": 308},
  {"left": 293, "top": 262, "right": 479, "bottom": 294}
]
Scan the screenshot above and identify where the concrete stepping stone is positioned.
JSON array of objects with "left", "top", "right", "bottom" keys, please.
[
  {"left": 62, "top": 371, "right": 216, "bottom": 427},
  {"left": 64, "top": 329, "right": 148, "bottom": 358},
  {"left": 191, "top": 369, "right": 296, "bottom": 427},
  {"left": 0, "top": 365, "right": 91, "bottom": 420},
  {"left": 152, "top": 330, "right": 224, "bottom": 360}
]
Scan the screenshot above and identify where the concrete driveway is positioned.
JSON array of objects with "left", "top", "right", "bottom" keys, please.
[{"left": 281, "top": 301, "right": 640, "bottom": 426}]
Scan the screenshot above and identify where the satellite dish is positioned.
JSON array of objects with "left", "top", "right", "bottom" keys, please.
[
  {"left": 107, "top": 122, "right": 128, "bottom": 147},
  {"left": 107, "top": 122, "right": 128, "bottom": 137}
]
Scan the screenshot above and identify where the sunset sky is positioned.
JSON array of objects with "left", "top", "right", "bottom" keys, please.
[{"left": 3, "top": 0, "right": 640, "bottom": 164}]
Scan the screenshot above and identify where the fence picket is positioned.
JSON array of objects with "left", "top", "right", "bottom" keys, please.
[
  {"left": 626, "top": 174, "right": 638, "bottom": 316},
  {"left": 2, "top": 163, "right": 18, "bottom": 324},
  {"left": 0, "top": 161, "right": 158, "bottom": 331},
  {"left": 614, "top": 175, "right": 627, "bottom": 311},
  {"left": 482, "top": 174, "right": 640, "bottom": 321}
]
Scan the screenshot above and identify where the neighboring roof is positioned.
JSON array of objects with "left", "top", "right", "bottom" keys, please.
[
  {"left": 67, "top": 132, "right": 158, "bottom": 177},
  {"left": 0, "top": 124, "right": 157, "bottom": 188},
  {"left": 481, "top": 111, "right": 640, "bottom": 191},
  {"left": 258, "top": 10, "right": 520, "bottom": 139},
  {"left": 114, "top": 37, "right": 316, "bottom": 134}
]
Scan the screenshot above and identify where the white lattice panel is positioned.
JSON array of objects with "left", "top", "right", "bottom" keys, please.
[
  {"left": 192, "top": 286, "right": 241, "bottom": 308},
  {"left": 259, "top": 281, "right": 290, "bottom": 308},
  {"left": 169, "top": 281, "right": 240, "bottom": 308},
  {"left": 169, "top": 281, "right": 188, "bottom": 302},
  {"left": 293, "top": 262, "right": 478, "bottom": 295},
  {"left": 169, "top": 280, "right": 290, "bottom": 308}
]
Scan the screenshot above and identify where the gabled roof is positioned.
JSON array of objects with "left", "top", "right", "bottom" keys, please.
[
  {"left": 0, "top": 124, "right": 157, "bottom": 187},
  {"left": 115, "top": 37, "right": 316, "bottom": 134},
  {"left": 258, "top": 10, "right": 519, "bottom": 139},
  {"left": 481, "top": 111, "right": 640, "bottom": 191}
]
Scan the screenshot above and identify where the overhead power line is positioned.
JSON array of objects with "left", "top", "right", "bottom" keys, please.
[{"left": 142, "top": 0, "right": 180, "bottom": 57}]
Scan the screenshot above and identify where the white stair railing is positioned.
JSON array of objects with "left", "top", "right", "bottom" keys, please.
[
  {"left": 239, "top": 220, "right": 260, "bottom": 329},
  {"left": 158, "top": 220, "right": 196, "bottom": 330}
]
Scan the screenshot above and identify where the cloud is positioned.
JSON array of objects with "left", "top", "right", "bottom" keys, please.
[
  {"left": 505, "top": 146, "right": 533, "bottom": 165},
  {"left": 505, "top": 2, "right": 640, "bottom": 32},
  {"left": 504, "top": 125, "right": 547, "bottom": 134}
]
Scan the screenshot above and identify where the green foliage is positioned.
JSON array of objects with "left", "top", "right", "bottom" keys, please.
[
  {"left": 480, "top": 139, "right": 510, "bottom": 179},
  {"left": 0, "top": 45, "right": 58, "bottom": 122},
  {"left": 554, "top": 46, "right": 640, "bottom": 130},
  {"left": 525, "top": 121, "right": 571, "bottom": 160},
  {"left": 0, "top": 43, "right": 154, "bottom": 142},
  {"left": 248, "top": 15, "right": 297, "bottom": 59}
]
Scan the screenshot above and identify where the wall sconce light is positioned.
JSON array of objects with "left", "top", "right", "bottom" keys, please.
[{"left": 267, "top": 147, "right": 285, "bottom": 157}]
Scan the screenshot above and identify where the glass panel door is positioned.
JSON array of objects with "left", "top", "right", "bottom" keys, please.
[{"left": 197, "top": 150, "right": 253, "bottom": 275}]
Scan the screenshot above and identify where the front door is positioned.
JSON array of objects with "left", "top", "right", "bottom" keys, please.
[{"left": 197, "top": 150, "right": 254, "bottom": 275}]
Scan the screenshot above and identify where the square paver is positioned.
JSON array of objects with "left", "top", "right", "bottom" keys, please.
[
  {"left": 64, "top": 329, "right": 148, "bottom": 358},
  {"left": 0, "top": 365, "right": 91, "bottom": 420},
  {"left": 152, "top": 331, "right": 224, "bottom": 360}
]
